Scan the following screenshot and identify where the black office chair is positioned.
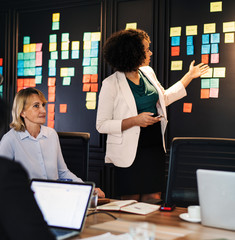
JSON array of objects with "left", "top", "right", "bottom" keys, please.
[
  {"left": 58, "top": 132, "right": 90, "bottom": 181},
  {"left": 165, "top": 137, "right": 235, "bottom": 207}
]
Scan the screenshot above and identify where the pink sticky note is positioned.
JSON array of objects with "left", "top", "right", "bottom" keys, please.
[
  {"left": 36, "top": 52, "right": 42, "bottom": 66},
  {"left": 36, "top": 43, "right": 43, "bottom": 52},
  {"left": 209, "top": 88, "right": 219, "bottom": 98},
  {"left": 211, "top": 53, "right": 219, "bottom": 64}
]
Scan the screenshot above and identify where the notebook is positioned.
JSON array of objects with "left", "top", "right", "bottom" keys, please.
[
  {"left": 30, "top": 179, "right": 94, "bottom": 240},
  {"left": 196, "top": 169, "right": 235, "bottom": 231}
]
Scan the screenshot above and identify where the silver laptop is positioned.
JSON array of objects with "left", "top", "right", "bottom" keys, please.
[
  {"left": 197, "top": 169, "right": 235, "bottom": 231},
  {"left": 31, "top": 179, "right": 94, "bottom": 240}
]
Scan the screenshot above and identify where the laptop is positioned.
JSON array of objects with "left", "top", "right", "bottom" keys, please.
[
  {"left": 196, "top": 169, "right": 235, "bottom": 231},
  {"left": 31, "top": 179, "right": 94, "bottom": 240}
]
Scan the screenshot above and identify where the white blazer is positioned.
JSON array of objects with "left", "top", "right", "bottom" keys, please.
[{"left": 96, "top": 66, "right": 187, "bottom": 167}]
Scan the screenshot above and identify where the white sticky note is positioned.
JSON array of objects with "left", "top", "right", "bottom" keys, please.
[
  {"left": 171, "top": 60, "right": 183, "bottom": 71},
  {"left": 224, "top": 33, "right": 234, "bottom": 43},
  {"left": 213, "top": 67, "right": 226, "bottom": 78},
  {"left": 201, "top": 68, "right": 213, "bottom": 78},
  {"left": 126, "top": 23, "right": 137, "bottom": 30},
  {"left": 170, "top": 27, "right": 182, "bottom": 37},
  {"left": 223, "top": 22, "right": 235, "bottom": 33}
]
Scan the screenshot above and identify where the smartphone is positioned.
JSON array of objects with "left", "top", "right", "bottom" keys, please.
[
  {"left": 160, "top": 204, "right": 176, "bottom": 211},
  {"left": 152, "top": 114, "right": 163, "bottom": 118}
]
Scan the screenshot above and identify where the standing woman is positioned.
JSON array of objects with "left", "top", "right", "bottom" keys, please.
[{"left": 96, "top": 29, "right": 209, "bottom": 201}]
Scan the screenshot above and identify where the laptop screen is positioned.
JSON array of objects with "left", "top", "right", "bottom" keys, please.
[{"left": 31, "top": 179, "right": 94, "bottom": 231}]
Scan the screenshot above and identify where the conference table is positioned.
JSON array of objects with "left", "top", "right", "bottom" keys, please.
[{"left": 71, "top": 206, "right": 235, "bottom": 240}]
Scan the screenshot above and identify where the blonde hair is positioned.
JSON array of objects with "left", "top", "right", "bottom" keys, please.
[{"left": 10, "top": 87, "right": 47, "bottom": 131}]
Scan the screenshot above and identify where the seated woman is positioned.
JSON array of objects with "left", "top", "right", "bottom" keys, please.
[{"left": 0, "top": 87, "right": 104, "bottom": 197}]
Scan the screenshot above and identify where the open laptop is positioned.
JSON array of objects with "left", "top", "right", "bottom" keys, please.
[
  {"left": 196, "top": 169, "right": 235, "bottom": 231},
  {"left": 31, "top": 179, "right": 94, "bottom": 240}
]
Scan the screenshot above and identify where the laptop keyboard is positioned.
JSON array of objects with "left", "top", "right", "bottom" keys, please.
[{"left": 50, "top": 228, "right": 71, "bottom": 237}]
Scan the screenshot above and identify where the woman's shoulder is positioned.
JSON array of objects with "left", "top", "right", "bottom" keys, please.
[
  {"left": 41, "top": 125, "right": 57, "bottom": 138},
  {"left": 103, "top": 71, "right": 125, "bottom": 84}
]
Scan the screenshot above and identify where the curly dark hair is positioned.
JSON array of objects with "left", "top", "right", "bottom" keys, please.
[{"left": 103, "top": 29, "right": 150, "bottom": 72}]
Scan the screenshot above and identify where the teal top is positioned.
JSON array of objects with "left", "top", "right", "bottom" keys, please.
[{"left": 127, "top": 70, "right": 159, "bottom": 115}]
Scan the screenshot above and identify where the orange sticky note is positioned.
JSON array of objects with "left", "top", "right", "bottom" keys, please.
[
  {"left": 48, "top": 86, "right": 56, "bottom": 94},
  {"left": 183, "top": 103, "right": 192, "bottom": 113},
  {"left": 200, "top": 89, "right": 210, "bottom": 99},
  {"left": 48, "top": 93, "right": 55, "bottom": 102},
  {"left": 48, "top": 77, "right": 56, "bottom": 86},
  {"left": 17, "top": 78, "right": 24, "bottom": 87},
  {"left": 17, "top": 86, "right": 24, "bottom": 92},
  {"left": 24, "top": 78, "right": 30, "bottom": 87},
  {"left": 60, "top": 104, "right": 67, "bottom": 113},
  {"left": 0, "top": 58, "right": 3, "bottom": 66},
  {"left": 201, "top": 54, "right": 209, "bottom": 64},
  {"left": 29, "top": 78, "right": 36, "bottom": 87},
  {"left": 47, "top": 104, "right": 55, "bottom": 113},
  {"left": 91, "top": 74, "right": 98, "bottom": 83},
  {"left": 90, "top": 83, "right": 98, "bottom": 92},
  {"left": 47, "top": 112, "right": 55, "bottom": 121},
  {"left": 171, "top": 46, "right": 180, "bottom": 56},
  {"left": 83, "top": 75, "right": 91, "bottom": 83},
  {"left": 83, "top": 83, "right": 91, "bottom": 92},
  {"left": 47, "top": 120, "right": 54, "bottom": 128}
]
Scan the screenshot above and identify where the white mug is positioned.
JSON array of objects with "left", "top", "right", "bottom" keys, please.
[{"left": 188, "top": 205, "right": 201, "bottom": 219}]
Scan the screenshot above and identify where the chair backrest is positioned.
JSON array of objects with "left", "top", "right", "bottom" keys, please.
[
  {"left": 165, "top": 137, "right": 235, "bottom": 207},
  {"left": 58, "top": 132, "right": 90, "bottom": 181}
]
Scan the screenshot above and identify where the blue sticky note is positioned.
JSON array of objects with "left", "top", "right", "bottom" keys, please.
[
  {"left": 90, "top": 49, "right": 99, "bottom": 57},
  {"left": 49, "top": 67, "right": 56, "bottom": 76},
  {"left": 171, "top": 36, "right": 180, "bottom": 46},
  {"left": 201, "top": 44, "right": 210, "bottom": 54},
  {"left": 18, "top": 60, "right": 24, "bottom": 68},
  {"left": 202, "top": 34, "right": 210, "bottom": 44},
  {"left": 23, "top": 36, "right": 30, "bottom": 44},
  {"left": 0, "top": 67, "right": 3, "bottom": 75},
  {"left": 0, "top": 85, "right": 3, "bottom": 92},
  {"left": 91, "top": 41, "right": 99, "bottom": 49},
  {"left": 211, "top": 44, "right": 219, "bottom": 54},
  {"left": 17, "top": 68, "right": 24, "bottom": 76},
  {"left": 211, "top": 33, "right": 220, "bottom": 44},
  {"left": 187, "top": 45, "right": 194, "bottom": 55},
  {"left": 71, "top": 50, "right": 79, "bottom": 59},
  {"left": 35, "top": 67, "right": 42, "bottom": 76},
  {"left": 186, "top": 36, "right": 193, "bottom": 46}
]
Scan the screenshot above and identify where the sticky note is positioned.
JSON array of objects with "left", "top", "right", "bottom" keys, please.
[
  {"left": 91, "top": 58, "right": 98, "bottom": 66},
  {"left": 62, "top": 77, "right": 71, "bottom": 86},
  {"left": 29, "top": 78, "right": 35, "bottom": 87},
  {"left": 60, "top": 68, "right": 68, "bottom": 77},
  {"left": 224, "top": 33, "right": 234, "bottom": 43},
  {"left": 17, "top": 60, "right": 24, "bottom": 68},
  {"left": 90, "top": 49, "right": 99, "bottom": 57},
  {"left": 171, "top": 60, "right": 183, "bottom": 71},
  {"left": 61, "top": 51, "right": 69, "bottom": 60},
  {"left": 17, "top": 68, "right": 24, "bottom": 76},
  {"left": 83, "top": 66, "right": 98, "bottom": 75},
  {"left": 61, "top": 33, "right": 69, "bottom": 42},
  {"left": 210, "top": 1, "right": 222, "bottom": 12},
  {"left": 90, "top": 83, "right": 98, "bottom": 92},
  {"left": 86, "top": 101, "right": 96, "bottom": 110},
  {"left": 48, "top": 93, "right": 55, "bottom": 102},
  {"left": 201, "top": 67, "right": 213, "bottom": 78},
  {"left": 83, "top": 50, "right": 91, "bottom": 57},
  {"left": 186, "top": 36, "right": 193, "bottom": 45},
  {"left": 18, "top": 52, "right": 24, "bottom": 60},
  {"left": 29, "top": 44, "right": 36, "bottom": 52},
  {"left": 48, "top": 77, "right": 56, "bottom": 86},
  {"left": 91, "top": 41, "right": 99, "bottom": 49},
  {"left": 49, "top": 34, "right": 57, "bottom": 43},
  {"left": 49, "top": 43, "right": 57, "bottom": 52},
  {"left": 91, "top": 32, "right": 101, "bottom": 41},
  {"left": 35, "top": 76, "right": 42, "bottom": 84},
  {"left": 170, "top": 27, "right": 181, "bottom": 37},
  {"left": 47, "top": 112, "right": 54, "bottom": 121},
  {"left": 91, "top": 74, "right": 98, "bottom": 83},
  {"left": 210, "top": 78, "right": 219, "bottom": 88},
  {"left": 47, "top": 103, "right": 55, "bottom": 112},
  {"left": 200, "top": 89, "right": 210, "bottom": 99},
  {"left": 211, "top": 33, "right": 220, "bottom": 43},
  {"left": 201, "top": 79, "right": 210, "bottom": 88},
  {"left": 201, "top": 54, "right": 209, "bottom": 64},
  {"left": 72, "top": 41, "right": 80, "bottom": 50},
  {"left": 52, "top": 22, "right": 59, "bottom": 31},
  {"left": 17, "top": 78, "right": 24, "bottom": 86},
  {"left": 186, "top": 25, "right": 197, "bottom": 36},
  {"left": 67, "top": 68, "right": 75, "bottom": 77},
  {"left": 60, "top": 104, "right": 67, "bottom": 113},
  {"left": 209, "top": 88, "right": 219, "bottom": 98},
  {"left": 211, "top": 53, "right": 219, "bottom": 63},
  {"left": 52, "top": 13, "right": 60, "bottom": 22},
  {"left": 201, "top": 44, "right": 210, "bottom": 54},
  {"left": 35, "top": 67, "right": 42, "bottom": 76},
  {"left": 171, "top": 46, "right": 180, "bottom": 56},
  {"left": 71, "top": 50, "right": 79, "bottom": 59},
  {"left": 213, "top": 67, "right": 226, "bottom": 78},
  {"left": 83, "top": 32, "right": 91, "bottom": 41},
  {"left": 125, "top": 23, "right": 137, "bottom": 30},
  {"left": 47, "top": 120, "right": 54, "bottom": 129},
  {"left": 211, "top": 43, "right": 219, "bottom": 53},
  {"left": 48, "top": 86, "right": 55, "bottom": 94},
  {"left": 48, "top": 60, "right": 56, "bottom": 68},
  {"left": 61, "top": 42, "right": 69, "bottom": 51},
  {"left": 36, "top": 43, "right": 43, "bottom": 52},
  {"left": 23, "top": 44, "right": 30, "bottom": 53},
  {"left": 187, "top": 45, "right": 194, "bottom": 55},
  {"left": 171, "top": 36, "right": 180, "bottom": 46},
  {"left": 86, "top": 92, "right": 96, "bottom": 101},
  {"left": 223, "top": 22, "right": 235, "bottom": 33},
  {"left": 50, "top": 51, "right": 58, "bottom": 60},
  {"left": 202, "top": 34, "right": 210, "bottom": 44},
  {"left": 36, "top": 52, "right": 42, "bottom": 66},
  {"left": 23, "top": 36, "right": 30, "bottom": 44},
  {"left": 83, "top": 83, "right": 91, "bottom": 92},
  {"left": 24, "top": 78, "right": 30, "bottom": 86},
  {"left": 49, "top": 67, "right": 56, "bottom": 76},
  {"left": 83, "top": 75, "right": 91, "bottom": 83},
  {"left": 82, "top": 57, "right": 91, "bottom": 66},
  {"left": 204, "top": 23, "right": 216, "bottom": 34},
  {"left": 183, "top": 103, "right": 192, "bottom": 113}
]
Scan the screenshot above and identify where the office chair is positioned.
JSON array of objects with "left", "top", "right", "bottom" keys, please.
[
  {"left": 165, "top": 137, "right": 235, "bottom": 207},
  {"left": 58, "top": 132, "right": 90, "bottom": 181}
]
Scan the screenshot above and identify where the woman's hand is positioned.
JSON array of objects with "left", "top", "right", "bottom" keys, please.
[
  {"left": 135, "top": 112, "right": 162, "bottom": 128},
  {"left": 94, "top": 188, "right": 105, "bottom": 198},
  {"left": 188, "top": 60, "right": 209, "bottom": 79}
]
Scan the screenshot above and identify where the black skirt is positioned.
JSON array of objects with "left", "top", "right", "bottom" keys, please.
[{"left": 114, "top": 122, "right": 166, "bottom": 196}]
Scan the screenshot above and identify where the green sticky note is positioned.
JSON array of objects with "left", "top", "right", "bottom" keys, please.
[
  {"left": 82, "top": 57, "right": 91, "bottom": 66},
  {"left": 71, "top": 50, "right": 79, "bottom": 59},
  {"left": 29, "top": 52, "right": 36, "bottom": 60},
  {"left": 83, "top": 32, "right": 91, "bottom": 41},
  {"left": 18, "top": 52, "right": 24, "bottom": 60},
  {"left": 0, "top": 85, "right": 3, "bottom": 92},
  {"left": 28, "top": 67, "right": 35, "bottom": 76},
  {"left": 201, "top": 79, "right": 210, "bottom": 89},
  {"left": 23, "top": 36, "right": 30, "bottom": 44},
  {"left": 83, "top": 66, "right": 98, "bottom": 75},
  {"left": 83, "top": 49, "right": 91, "bottom": 57},
  {"left": 29, "top": 60, "right": 35, "bottom": 67},
  {"left": 24, "top": 60, "right": 30, "bottom": 68},
  {"left": 52, "top": 21, "right": 60, "bottom": 30},
  {"left": 50, "top": 51, "right": 58, "bottom": 60},
  {"left": 210, "top": 78, "right": 219, "bottom": 88},
  {"left": 62, "top": 77, "right": 71, "bottom": 85},
  {"left": 24, "top": 53, "right": 31, "bottom": 60},
  {"left": 91, "top": 57, "right": 98, "bottom": 66},
  {"left": 48, "top": 59, "right": 56, "bottom": 68},
  {"left": 35, "top": 76, "right": 42, "bottom": 84},
  {"left": 61, "top": 33, "right": 69, "bottom": 42},
  {"left": 67, "top": 68, "right": 75, "bottom": 77},
  {"left": 49, "top": 34, "right": 57, "bottom": 43},
  {"left": 61, "top": 51, "right": 69, "bottom": 59}
]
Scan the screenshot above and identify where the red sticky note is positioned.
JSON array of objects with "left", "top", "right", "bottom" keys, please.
[
  {"left": 17, "top": 78, "right": 24, "bottom": 87},
  {"left": 24, "top": 78, "right": 30, "bottom": 87},
  {"left": 47, "top": 120, "right": 54, "bottom": 128},
  {"left": 83, "top": 83, "right": 91, "bottom": 92},
  {"left": 29, "top": 78, "right": 36, "bottom": 87},
  {"left": 90, "top": 83, "right": 98, "bottom": 92},
  {"left": 48, "top": 86, "right": 56, "bottom": 94},
  {"left": 200, "top": 89, "right": 210, "bottom": 99},
  {"left": 48, "top": 77, "right": 56, "bottom": 86},
  {"left": 47, "top": 104, "right": 55, "bottom": 113},
  {"left": 91, "top": 74, "right": 98, "bottom": 83},
  {"left": 48, "top": 93, "right": 55, "bottom": 102},
  {"left": 60, "top": 104, "right": 67, "bottom": 113},
  {"left": 183, "top": 103, "right": 192, "bottom": 113},
  {"left": 83, "top": 75, "right": 91, "bottom": 83},
  {"left": 201, "top": 54, "right": 209, "bottom": 64},
  {"left": 211, "top": 53, "right": 219, "bottom": 64},
  {"left": 47, "top": 112, "right": 55, "bottom": 121},
  {"left": 171, "top": 46, "right": 180, "bottom": 56},
  {"left": 0, "top": 58, "right": 3, "bottom": 66}
]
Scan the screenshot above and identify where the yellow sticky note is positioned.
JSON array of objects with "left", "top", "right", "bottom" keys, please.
[
  {"left": 186, "top": 25, "right": 198, "bottom": 36},
  {"left": 224, "top": 33, "right": 234, "bottom": 43},
  {"left": 126, "top": 23, "right": 137, "bottom": 30},
  {"left": 61, "top": 42, "right": 69, "bottom": 51},
  {"left": 72, "top": 41, "right": 80, "bottom": 50},
  {"left": 49, "top": 42, "right": 57, "bottom": 52},
  {"left": 201, "top": 68, "right": 213, "bottom": 78},
  {"left": 60, "top": 68, "right": 68, "bottom": 77},
  {"left": 91, "top": 32, "right": 101, "bottom": 41},
  {"left": 86, "top": 101, "right": 96, "bottom": 110},
  {"left": 223, "top": 21, "right": 235, "bottom": 33},
  {"left": 29, "top": 43, "right": 36, "bottom": 52},
  {"left": 23, "top": 44, "right": 30, "bottom": 53},
  {"left": 83, "top": 41, "right": 91, "bottom": 50},
  {"left": 170, "top": 27, "right": 182, "bottom": 37},
  {"left": 204, "top": 23, "right": 216, "bottom": 33},
  {"left": 171, "top": 60, "right": 183, "bottom": 71},
  {"left": 210, "top": 1, "right": 222, "bottom": 12},
  {"left": 52, "top": 13, "right": 60, "bottom": 22},
  {"left": 213, "top": 67, "right": 226, "bottom": 78},
  {"left": 86, "top": 92, "right": 96, "bottom": 101}
]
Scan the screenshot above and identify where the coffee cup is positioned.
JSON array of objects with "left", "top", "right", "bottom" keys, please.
[{"left": 188, "top": 205, "right": 201, "bottom": 219}]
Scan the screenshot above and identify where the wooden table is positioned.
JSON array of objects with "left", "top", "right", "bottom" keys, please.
[{"left": 71, "top": 207, "right": 234, "bottom": 239}]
